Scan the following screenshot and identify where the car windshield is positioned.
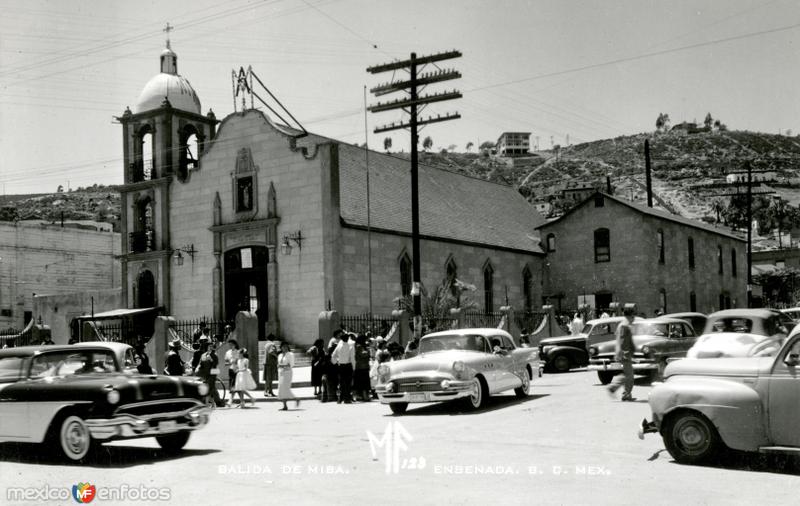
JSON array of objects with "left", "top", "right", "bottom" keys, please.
[
  {"left": 632, "top": 322, "right": 668, "bottom": 337},
  {"left": 418, "top": 334, "right": 489, "bottom": 353},
  {"left": 708, "top": 318, "right": 753, "bottom": 334},
  {"left": 0, "top": 356, "right": 26, "bottom": 383},
  {"left": 29, "top": 350, "right": 117, "bottom": 379}
]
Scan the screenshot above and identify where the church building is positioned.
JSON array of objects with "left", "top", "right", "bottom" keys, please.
[{"left": 116, "top": 42, "right": 547, "bottom": 345}]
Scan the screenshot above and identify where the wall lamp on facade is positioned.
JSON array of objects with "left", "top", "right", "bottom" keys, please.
[
  {"left": 280, "top": 231, "right": 303, "bottom": 255},
  {"left": 173, "top": 244, "right": 197, "bottom": 266}
]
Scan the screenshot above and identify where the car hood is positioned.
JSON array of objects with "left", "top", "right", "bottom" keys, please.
[
  {"left": 664, "top": 357, "right": 774, "bottom": 378},
  {"left": 593, "top": 335, "right": 661, "bottom": 355},
  {"left": 539, "top": 335, "right": 586, "bottom": 346},
  {"left": 686, "top": 333, "right": 783, "bottom": 358},
  {"left": 388, "top": 351, "right": 485, "bottom": 375}
]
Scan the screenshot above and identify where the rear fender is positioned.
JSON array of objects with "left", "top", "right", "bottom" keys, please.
[
  {"left": 544, "top": 345, "right": 587, "bottom": 363},
  {"left": 652, "top": 377, "right": 767, "bottom": 452}
]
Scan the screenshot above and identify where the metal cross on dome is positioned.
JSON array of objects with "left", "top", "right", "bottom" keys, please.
[{"left": 164, "top": 22, "right": 173, "bottom": 49}]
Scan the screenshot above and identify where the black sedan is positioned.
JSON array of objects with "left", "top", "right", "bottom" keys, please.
[{"left": 0, "top": 342, "right": 211, "bottom": 462}]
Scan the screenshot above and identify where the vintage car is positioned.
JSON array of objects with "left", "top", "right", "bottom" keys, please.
[
  {"left": 375, "top": 329, "right": 538, "bottom": 414},
  {"left": 685, "top": 308, "right": 792, "bottom": 359},
  {"left": 538, "top": 316, "right": 630, "bottom": 373},
  {"left": 0, "top": 342, "right": 211, "bottom": 462},
  {"left": 587, "top": 317, "right": 697, "bottom": 384},
  {"left": 639, "top": 324, "right": 800, "bottom": 464}
]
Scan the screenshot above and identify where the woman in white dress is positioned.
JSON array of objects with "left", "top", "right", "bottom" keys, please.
[
  {"left": 232, "top": 348, "right": 256, "bottom": 408},
  {"left": 277, "top": 342, "right": 300, "bottom": 411}
]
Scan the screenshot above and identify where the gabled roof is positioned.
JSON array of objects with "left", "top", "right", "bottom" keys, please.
[
  {"left": 536, "top": 191, "right": 744, "bottom": 242},
  {"left": 336, "top": 144, "right": 544, "bottom": 253}
]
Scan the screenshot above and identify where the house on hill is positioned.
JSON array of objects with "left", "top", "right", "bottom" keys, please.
[
  {"left": 496, "top": 132, "right": 531, "bottom": 157},
  {"left": 537, "top": 192, "right": 746, "bottom": 316}
]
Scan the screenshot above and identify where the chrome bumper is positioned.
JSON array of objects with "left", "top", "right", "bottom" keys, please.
[
  {"left": 587, "top": 359, "right": 657, "bottom": 372},
  {"left": 637, "top": 417, "right": 659, "bottom": 440},
  {"left": 376, "top": 380, "right": 473, "bottom": 404},
  {"left": 85, "top": 405, "right": 212, "bottom": 440}
]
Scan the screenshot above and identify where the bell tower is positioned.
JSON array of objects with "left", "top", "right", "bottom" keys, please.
[{"left": 116, "top": 27, "right": 218, "bottom": 311}]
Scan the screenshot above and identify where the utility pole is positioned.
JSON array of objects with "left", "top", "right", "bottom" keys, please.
[
  {"left": 644, "top": 139, "right": 653, "bottom": 208},
  {"left": 367, "top": 50, "right": 462, "bottom": 338}
]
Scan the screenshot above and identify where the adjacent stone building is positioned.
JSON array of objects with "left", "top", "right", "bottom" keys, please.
[
  {"left": 116, "top": 43, "right": 546, "bottom": 346},
  {"left": 0, "top": 221, "right": 120, "bottom": 336},
  {"left": 537, "top": 192, "right": 746, "bottom": 316}
]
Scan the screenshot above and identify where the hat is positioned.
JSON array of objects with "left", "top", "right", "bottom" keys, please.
[
  {"left": 169, "top": 339, "right": 182, "bottom": 349},
  {"left": 198, "top": 336, "right": 210, "bottom": 343}
]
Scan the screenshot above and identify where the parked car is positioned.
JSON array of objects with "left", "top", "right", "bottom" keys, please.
[
  {"left": 779, "top": 307, "right": 800, "bottom": 327},
  {"left": 661, "top": 312, "right": 707, "bottom": 336},
  {"left": 639, "top": 324, "right": 800, "bottom": 464},
  {"left": 375, "top": 329, "right": 538, "bottom": 414},
  {"left": 587, "top": 317, "right": 697, "bottom": 384},
  {"left": 685, "top": 308, "right": 793, "bottom": 359},
  {"left": 538, "top": 316, "right": 630, "bottom": 373},
  {"left": 0, "top": 342, "right": 211, "bottom": 462}
]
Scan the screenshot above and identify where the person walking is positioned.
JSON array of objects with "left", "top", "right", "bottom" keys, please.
[
  {"left": 195, "top": 340, "right": 225, "bottom": 408},
  {"left": 164, "top": 339, "right": 185, "bottom": 376},
  {"left": 133, "top": 339, "right": 153, "bottom": 375},
  {"left": 608, "top": 307, "right": 637, "bottom": 401},
  {"left": 570, "top": 313, "right": 584, "bottom": 336},
  {"left": 308, "top": 338, "right": 325, "bottom": 397},
  {"left": 263, "top": 343, "right": 278, "bottom": 397},
  {"left": 232, "top": 348, "right": 256, "bottom": 408},
  {"left": 332, "top": 333, "right": 355, "bottom": 403},
  {"left": 277, "top": 342, "right": 300, "bottom": 411},
  {"left": 224, "top": 338, "right": 240, "bottom": 394},
  {"left": 353, "top": 334, "right": 371, "bottom": 402}
]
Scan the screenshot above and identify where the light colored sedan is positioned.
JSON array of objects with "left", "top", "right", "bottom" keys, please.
[
  {"left": 686, "top": 309, "right": 792, "bottom": 359},
  {"left": 375, "top": 329, "right": 539, "bottom": 414}
]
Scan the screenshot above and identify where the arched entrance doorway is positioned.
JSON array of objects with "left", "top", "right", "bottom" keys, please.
[
  {"left": 224, "top": 246, "right": 268, "bottom": 337},
  {"left": 137, "top": 270, "right": 155, "bottom": 308}
]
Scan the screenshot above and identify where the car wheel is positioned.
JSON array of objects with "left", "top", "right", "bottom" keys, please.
[
  {"left": 663, "top": 411, "right": 721, "bottom": 464},
  {"left": 514, "top": 368, "right": 532, "bottom": 398},
  {"left": 156, "top": 431, "right": 191, "bottom": 453},
  {"left": 597, "top": 371, "right": 615, "bottom": 385},
  {"left": 467, "top": 376, "right": 488, "bottom": 410},
  {"left": 57, "top": 415, "right": 94, "bottom": 462},
  {"left": 552, "top": 354, "right": 571, "bottom": 373},
  {"left": 389, "top": 403, "right": 408, "bottom": 415}
]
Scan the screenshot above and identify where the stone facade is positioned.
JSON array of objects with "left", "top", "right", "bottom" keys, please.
[
  {"left": 539, "top": 193, "right": 746, "bottom": 316},
  {"left": 0, "top": 222, "right": 121, "bottom": 333}
]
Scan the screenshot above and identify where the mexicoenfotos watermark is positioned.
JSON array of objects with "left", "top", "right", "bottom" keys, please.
[{"left": 6, "top": 483, "right": 171, "bottom": 503}]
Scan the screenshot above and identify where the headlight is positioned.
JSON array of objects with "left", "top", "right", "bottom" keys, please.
[
  {"left": 641, "top": 345, "right": 651, "bottom": 357},
  {"left": 378, "top": 364, "right": 390, "bottom": 376},
  {"left": 198, "top": 382, "right": 210, "bottom": 396},
  {"left": 440, "top": 380, "right": 451, "bottom": 389},
  {"left": 106, "top": 389, "right": 120, "bottom": 405},
  {"left": 385, "top": 381, "right": 395, "bottom": 393},
  {"left": 453, "top": 361, "right": 465, "bottom": 373},
  {"left": 589, "top": 346, "right": 598, "bottom": 357}
]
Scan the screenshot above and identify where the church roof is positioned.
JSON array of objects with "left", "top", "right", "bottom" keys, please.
[
  {"left": 336, "top": 144, "right": 545, "bottom": 254},
  {"left": 133, "top": 43, "right": 201, "bottom": 115}
]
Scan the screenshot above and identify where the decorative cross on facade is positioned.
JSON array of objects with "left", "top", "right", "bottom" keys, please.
[{"left": 164, "top": 22, "right": 173, "bottom": 48}]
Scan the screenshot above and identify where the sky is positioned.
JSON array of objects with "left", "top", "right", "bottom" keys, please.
[{"left": 0, "top": 0, "right": 799, "bottom": 194}]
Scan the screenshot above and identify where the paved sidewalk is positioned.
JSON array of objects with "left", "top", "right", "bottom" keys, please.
[{"left": 223, "top": 366, "right": 318, "bottom": 403}]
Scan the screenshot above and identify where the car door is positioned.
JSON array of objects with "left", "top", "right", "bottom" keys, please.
[
  {"left": 491, "top": 335, "right": 517, "bottom": 391},
  {"left": 0, "top": 356, "right": 29, "bottom": 439},
  {"left": 766, "top": 337, "right": 800, "bottom": 446},
  {"left": 667, "top": 322, "right": 695, "bottom": 358}
]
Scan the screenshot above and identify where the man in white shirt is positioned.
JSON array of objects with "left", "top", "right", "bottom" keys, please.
[
  {"left": 570, "top": 313, "right": 584, "bottom": 336},
  {"left": 332, "top": 333, "right": 355, "bottom": 403}
]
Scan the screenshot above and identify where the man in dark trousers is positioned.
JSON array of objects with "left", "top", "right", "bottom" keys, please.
[
  {"left": 332, "top": 332, "right": 354, "bottom": 403},
  {"left": 164, "top": 339, "right": 185, "bottom": 376},
  {"left": 608, "top": 307, "right": 637, "bottom": 401},
  {"left": 195, "top": 340, "right": 225, "bottom": 407}
]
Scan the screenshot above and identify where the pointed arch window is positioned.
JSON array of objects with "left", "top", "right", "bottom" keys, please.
[
  {"left": 483, "top": 262, "right": 494, "bottom": 312},
  {"left": 445, "top": 257, "right": 459, "bottom": 305},
  {"left": 689, "top": 291, "right": 697, "bottom": 312},
  {"left": 688, "top": 237, "right": 695, "bottom": 270},
  {"left": 178, "top": 124, "right": 199, "bottom": 182},
  {"left": 522, "top": 266, "right": 533, "bottom": 311},
  {"left": 731, "top": 248, "right": 737, "bottom": 277},
  {"left": 717, "top": 245, "right": 724, "bottom": 275},
  {"left": 657, "top": 229, "right": 664, "bottom": 264},
  {"left": 399, "top": 254, "right": 412, "bottom": 297}
]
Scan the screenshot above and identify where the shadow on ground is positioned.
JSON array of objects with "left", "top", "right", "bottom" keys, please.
[
  {"left": 649, "top": 447, "right": 800, "bottom": 475},
  {"left": 385, "top": 393, "right": 550, "bottom": 417},
  {"left": 0, "top": 442, "right": 220, "bottom": 468}
]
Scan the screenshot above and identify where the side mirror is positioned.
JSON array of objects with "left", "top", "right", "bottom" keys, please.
[{"left": 784, "top": 353, "right": 800, "bottom": 367}]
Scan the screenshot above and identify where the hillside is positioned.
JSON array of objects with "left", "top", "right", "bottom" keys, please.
[{"left": 0, "top": 186, "right": 120, "bottom": 230}]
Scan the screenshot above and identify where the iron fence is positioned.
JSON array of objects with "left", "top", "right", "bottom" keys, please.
[
  {"left": 170, "top": 318, "right": 234, "bottom": 350},
  {"left": 424, "top": 316, "right": 458, "bottom": 333},
  {"left": 339, "top": 313, "right": 397, "bottom": 337},
  {"left": 0, "top": 326, "right": 33, "bottom": 347},
  {"left": 463, "top": 311, "right": 504, "bottom": 329}
]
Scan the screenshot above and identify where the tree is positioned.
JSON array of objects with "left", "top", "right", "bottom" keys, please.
[
  {"left": 383, "top": 137, "right": 392, "bottom": 152},
  {"left": 479, "top": 141, "right": 495, "bottom": 152},
  {"left": 422, "top": 136, "right": 433, "bottom": 152},
  {"left": 447, "top": 144, "right": 457, "bottom": 153},
  {"left": 655, "top": 113, "right": 665, "bottom": 132},
  {"left": 662, "top": 113, "right": 670, "bottom": 131},
  {"left": 56, "top": 185, "right": 64, "bottom": 193},
  {"left": 704, "top": 113, "right": 713, "bottom": 129},
  {"left": 711, "top": 198, "right": 725, "bottom": 224},
  {"left": 466, "top": 141, "right": 474, "bottom": 152}
]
